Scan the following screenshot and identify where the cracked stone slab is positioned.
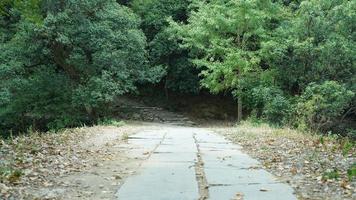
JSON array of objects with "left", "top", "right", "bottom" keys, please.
[
  {"left": 116, "top": 127, "right": 199, "bottom": 200},
  {"left": 209, "top": 183, "right": 296, "bottom": 200},
  {"left": 116, "top": 126, "right": 296, "bottom": 200},
  {"left": 195, "top": 131, "right": 297, "bottom": 200},
  {"left": 116, "top": 161, "right": 199, "bottom": 200}
]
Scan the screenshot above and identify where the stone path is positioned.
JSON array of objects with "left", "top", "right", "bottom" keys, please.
[{"left": 116, "top": 125, "right": 296, "bottom": 200}]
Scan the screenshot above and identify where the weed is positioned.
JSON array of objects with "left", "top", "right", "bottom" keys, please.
[
  {"left": 319, "top": 136, "right": 324, "bottom": 145},
  {"left": 98, "top": 119, "right": 125, "bottom": 127},
  {"left": 8, "top": 169, "right": 22, "bottom": 183},
  {"left": 0, "top": 166, "right": 11, "bottom": 180},
  {"left": 0, "top": 165, "right": 23, "bottom": 183},
  {"left": 347, "top": 163, "right": 356, "bottom": 181},
  {"left": 322, "top": 169, "right": 340, "bottom": 180},
  {"left": 341, "top": 139, "right": 354, "bottom": 156},
  {"left": 122, "top": 132, "right": 129, "bottom": 140}
]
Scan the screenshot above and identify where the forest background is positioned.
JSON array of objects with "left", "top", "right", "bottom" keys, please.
[{"left": 0, "top": 0, "right": 355, "bottom": 138}]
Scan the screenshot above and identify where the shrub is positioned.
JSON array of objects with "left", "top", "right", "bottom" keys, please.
[
  {"left": 296, "top": 81, "right": 354, "bottom": 132},
  {"left": 0, "top": 0, "right": 156, "bottom": 134},
  {"left": 263, "top": 95, "right": 291, "bottom": 125},
  {"left": 249, "top": 86, "right": 290, "bottom": 125}
]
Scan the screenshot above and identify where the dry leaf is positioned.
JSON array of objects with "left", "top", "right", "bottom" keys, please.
[
  {"left": 233, "top": 192, "right": 244, "bottom": 200},
  {"left": 260, "top": 188, "right": 269, "bottom": 192}
]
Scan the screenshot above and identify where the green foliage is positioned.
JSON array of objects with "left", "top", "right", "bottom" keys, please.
[
  {"left": 0, "top": 0, "right": 43, "bottom": 23},
  {"left": 347, "top": 163, "right": 356, "bottom": 181},
  {"left": 341, "top": 139, "right": 354, "bottom": 156},
  {"left": 262, "top": 0, "right": 356, "bottom": 93},
  {"left": 174, "top": 0, "right": 282, "bottom": 94},
  {"left": 263, "top": 95, "right": 290, "bottom": 126},
  {"left": 242, "top": 85, "right": 291, "bottom": 125},
  {"left": 131, "top": 0, "right": 189, "bottom": 40},
  {"left": 0, "top": 165, "right": 23, "bottom": 183},
  {"left": 132, "top": 0, "right": 200, "bottom": 94},
  {"left": 0, "top": 0, "right": 156, "bottom": 134},
  {"left": 296, "top": 81, "right": 354, "bottom": 131},
  {"left": 322, "top": 169, "right": 340, "bottom": 180},
  {"left": 1, "top": 0, "right": 355, "bottom": 135},
  {"left": 98, "top": 119, "right": 125, "bottom": 127},
  {"left": 173, "top": 0, "right": 355, "bottom": 133},
  {"left": 345, "top": 129, "right": 356, "bottom": 140}
]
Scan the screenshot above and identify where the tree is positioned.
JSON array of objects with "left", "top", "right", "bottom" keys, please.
[
  {"left": 262, "top": 0, "right": 356, "bottom": 94},
  {"left": 173, "top": 0, "right": 282, "bottom": 122},
  {"left": 0, "top": 0, "right": 158, "bottom": 133},
  {"left": 260, "top": 0, "right": 356, "bottom": 131},
  {"left": 0, "top": 0, "right": 43, "bottom": 23},
  {"left": 131, "top": 0, "right": 200, "bottom": 95}
]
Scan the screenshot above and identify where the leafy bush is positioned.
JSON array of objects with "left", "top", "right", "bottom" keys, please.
[
  {"left": 132, "top": 0, "right": 199, "bottom": 94},
  {"left": 0, "top": 0, "right": 157, "bottom": 134},
  {"left": 296, "top": 81, "right": 354, "bottom": 132},
  {"left": 248, "top": 86, "right": 290, "bottom": 125},
  {"left": 263, "top": 95, "right": 290, "bottom": 125}
]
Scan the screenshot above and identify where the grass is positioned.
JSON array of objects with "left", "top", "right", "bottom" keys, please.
[
  {"left": 0, "top": 165, "right": 23, "bottom": 183},
  {"left": 322, "top": 169, "right": 340, "bottom": 180},
  {"left": 237, "top": 120, "right": 355, "bottom": 152},
  {"left": 234, "top": 120, "right": 312, "bottom": 140},
  {"left": 347, "top": 163, "right": 356, "bottom": 181},
  {"left": 341, "top": 139, "right": 355, "bottom": 156},
  {"left": 98, "top": 118, "right": 125, "bottom": 127}
]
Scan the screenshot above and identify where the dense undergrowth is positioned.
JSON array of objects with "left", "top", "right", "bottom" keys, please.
[{"left": 0, "top": 0, "right": 355, "bottom": 137}]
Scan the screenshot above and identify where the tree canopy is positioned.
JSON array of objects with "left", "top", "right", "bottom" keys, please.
[
  {"left": 0, "top": 0, "right": 159, "bottom": 132},
  {"left": 173, "top": 0, "right": 355, "bottom": 134},
  {"left": 0, "top": 0, "right": 355, "bottom": 136}
]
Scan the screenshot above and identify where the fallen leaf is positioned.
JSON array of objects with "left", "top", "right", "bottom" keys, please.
[
  {"left": 234, "top": 192, "right": 244, "bottom": 200},
  {"left": 260, "top": 188, "right": 269, "bottom": 192}
]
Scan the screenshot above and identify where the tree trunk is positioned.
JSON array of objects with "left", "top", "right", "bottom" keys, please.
[
  {"left": 164, "top": 76, "right": 169, "bottom": 100},
  {"left": 237, "top": 96, "right": 242, "bottom": 124}
]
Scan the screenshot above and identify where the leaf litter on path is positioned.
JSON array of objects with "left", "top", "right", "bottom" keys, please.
[
  {"left": 211, "top": 124, "right": 355, "bottom": 200},
  {"left": 0, "top": 123, "right": 151, "bottom": 199}
]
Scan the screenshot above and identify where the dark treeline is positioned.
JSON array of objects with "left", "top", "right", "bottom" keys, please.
[{"left": 0, "top": 0, "right": 355, "bottom": 136}]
